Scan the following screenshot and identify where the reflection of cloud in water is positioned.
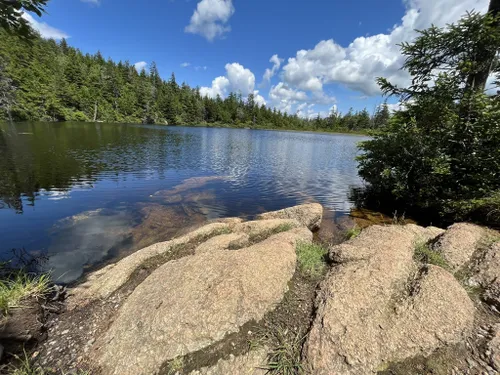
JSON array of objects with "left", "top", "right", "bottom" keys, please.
[
  {"left": 47, "top": 177, "right": 229, "bottom": 284},
  {"left": 46, "top": 209, "right": 133, "bottom": 284},
  {"left": 39, "top": 188, "right": 71, "bottom": 201}
]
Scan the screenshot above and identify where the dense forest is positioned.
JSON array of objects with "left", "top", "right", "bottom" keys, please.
[{"left": 0, "top": 31, "right": 389, "bottom": 132}]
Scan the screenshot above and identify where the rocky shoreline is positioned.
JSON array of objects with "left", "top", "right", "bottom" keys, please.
[{"left": 2, "top": 204, "right": 500, "bottom": 375}]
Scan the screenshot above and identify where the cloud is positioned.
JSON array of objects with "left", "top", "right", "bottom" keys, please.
[
  {"left": 253, "top": 90, "right": 267, "bottom": 106},
  {"left": 185, "top": 0, "right": 235, "bottom": 41},
  {"left": 200, "top": 62, "right": 256, "bottom": 98},
  {"left": 281, "top": 0, "right": 489, "bottom": 96},
  {"left": 134, "top": 61, "right": 148, "bottom": 72},
  {"left": 261, "top": 54, "right": 284, "bottom": 86},
  {"left": 225, "top": 63, "right": 255, "bottom": 96},
  {"left": 194, "top": 66, "right": 208, "bottom": 71},
  {"left": 200, "top": 76, "right": 230, "bottom": 98},
  {"left": 81, "top": 0, "right": 100, "bottom": 4},
  {"left": 181, "top": 62, "right": 191, "bottom": 68},
  {"left": 21, "top": 13, "right": 69, "bottom": 40},
  {"left": 268, "top": 82, "right": 335, "bottom": 114}
]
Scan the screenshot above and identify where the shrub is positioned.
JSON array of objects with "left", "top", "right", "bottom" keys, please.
[{"left": 357, "top": 12, "right": 500, "bottom": 226}]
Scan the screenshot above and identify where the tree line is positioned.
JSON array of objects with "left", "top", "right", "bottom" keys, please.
[{"left": 0, "top": 31, "right": 389, "bottom": 132}]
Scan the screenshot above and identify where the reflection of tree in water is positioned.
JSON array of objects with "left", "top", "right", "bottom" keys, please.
[{"left": 0, "top": 122, "right": 191, "bottom": 213}]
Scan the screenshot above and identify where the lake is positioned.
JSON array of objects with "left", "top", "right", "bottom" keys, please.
[{"left": 0, "top": 122, "right": 368, "bottom": 283}]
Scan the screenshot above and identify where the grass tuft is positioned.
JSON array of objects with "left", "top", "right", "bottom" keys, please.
[
  {"left": 2, "top": 350, "right": 91, "bottom": 375},
  {"left": 249, "top": 223, "right": 295, "bottom": 243},
  {"left": 166, "top": 357, "right": 184, "bottom": 375},
  {"left": 0, "top": 271, "right": 52, "bottom": 316},
  {"left": 413, "top": 241, "right": 449, "bottom": 270},
  {"left": 261, "top": 325, "right": 306, "bottom": 375},
  {"left": 296, "top": 241, "right": 328, "bottom": 278},
  {"left": 344, "top": 226, "right": 361, "bottom": 240}
]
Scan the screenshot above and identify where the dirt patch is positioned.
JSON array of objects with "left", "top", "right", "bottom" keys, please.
[{"left": 0, "top": 298, "right": 46, "bottom": 357}]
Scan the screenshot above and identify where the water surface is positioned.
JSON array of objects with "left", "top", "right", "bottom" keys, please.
[{"left": 0, "top": 122, "right": 368, "bottom": 282}]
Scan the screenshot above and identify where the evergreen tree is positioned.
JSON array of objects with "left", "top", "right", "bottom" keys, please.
[{"left": 0, "top": 30, "right": 379, "bottom": 132}]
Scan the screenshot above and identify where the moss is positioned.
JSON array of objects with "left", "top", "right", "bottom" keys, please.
[
  {"left": 413, "top": 242, "right": 450, "bottom": 270},
  {"left": 248, "top": 223, "right": 295, "bottom": 243},
  {"left": 296, "top": 241, "right": 328, "bottom": 278}
]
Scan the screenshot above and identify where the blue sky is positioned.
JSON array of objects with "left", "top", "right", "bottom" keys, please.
[{"left": 25, "top": 0, "right": 488, "bottom": 117}]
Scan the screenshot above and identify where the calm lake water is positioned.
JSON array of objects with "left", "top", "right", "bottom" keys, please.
[{"left": 0, "top": 122, "right": 368, "bottom": 283}]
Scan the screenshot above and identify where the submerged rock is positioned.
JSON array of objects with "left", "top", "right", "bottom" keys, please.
[
  {"left": 305, "top": 225, "right": 474, "bottom": 375},
  {"left": 46, "top": 209, "right": 133, "bottom": 284},
  {"left": 257, "top": 203, "right": 323, "bottom": 231},
  {"left": 96, "top": 228, "right": 312, "bottom": 375},
  {"left": 152, "top": 176, "right": 227, "bottom": 200}
]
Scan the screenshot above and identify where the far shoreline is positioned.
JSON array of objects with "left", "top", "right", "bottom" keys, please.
[{"left": 3, "top": 120, "right": 371, "bottom": 137}]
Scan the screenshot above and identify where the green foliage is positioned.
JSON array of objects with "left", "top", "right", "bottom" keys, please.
[
  {"left": 296, "top": 241, "right": 328, "bottom": 278},
  {"left": 166, "top": 357, "right": 184, "bottom": 375},
  {"left": 344, "top": 225, "right": 361, "bottom": 240},
  {"left": 0, "top": 268, "right": 51, "bottom": 315},
  {"left": 0, "top": 31, "right": 386, "bottom": 132},
  {"left": 413, "top": 242, "right": 450, "bottom": 270},
  {"left": 358, "top": 11, "right": 500, "bottom": 226},
  {"left": 0, "top": 0, "right": 49, "bottom": 39}
]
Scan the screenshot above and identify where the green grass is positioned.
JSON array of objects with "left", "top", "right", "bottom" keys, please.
[
  {"left": 344, "top": 225, "right": 361, "bottom": 240},
  {"left": 3, "top": 350, "right": 91, "bottom": 375},
  {"left": 166, "top": 357, "right": 184, "bottom": 375},
  {"left": 0, "top": 271, "right": 52, "bottom": 316},
  {"left": 296, "top": 241, "right": 328, "bottom": 278},
  {"left": 261, "top": 325, "right": 306, "bottom": 375},
  {"left": 413, "top": 242, "right": 450, "bottom": 270}
]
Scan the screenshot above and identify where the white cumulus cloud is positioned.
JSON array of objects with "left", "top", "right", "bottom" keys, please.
[
  {"left": 185, "top": 0, "right": 235, "bottom": 42},
  {"left": 181, "top": 62, "right": 191, "bottom": 68},
  {"left": 281, "top": 0, "right": 489, "bottom": 96},
  {"left": 21, "top": 13, "right": 69, "bottom": 40},
  {"left": 81, "top": 0, "right": 100, "bottom": 4},
  {"left": 262, "top": 54, "right": 284, "bottom": 86},
  {"left": 134, "top": 61, "right": 148, "bottom": 72},
  {"left": 253, "top": 90, "right": 267, "bottom": 106},
  {"left": 200, "top": 62, "right": 256, "bottom": 98},
  {"left": 200, "top": 76, "right": 230, "bottom": 98},
  {"left": 268, "top": 82, "right": 335, "bottom": 114}
]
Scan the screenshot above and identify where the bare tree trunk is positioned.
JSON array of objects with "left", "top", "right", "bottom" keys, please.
[
  {"left": 93, "top": 101, "right": 98, "bottom": 122},
  {"left": 466, "top": 0, "right": 500, "bottom": 92}
]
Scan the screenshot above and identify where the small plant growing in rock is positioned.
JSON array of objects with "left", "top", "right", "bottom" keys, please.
[
  {"left": 344, "top": 226, "right": 361, "bottom": 240},
  {"left": 249, "top": 223, "right": 295, "bottom": 243},
  {"left": 166, "top": 357, "right": 184, "bottom": 375},
  {"left": 296, "top": 241, "right": 328, "bottom": 278},
  {"left": 413, "top": 242, "right": 450, "bottom": 270}
]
